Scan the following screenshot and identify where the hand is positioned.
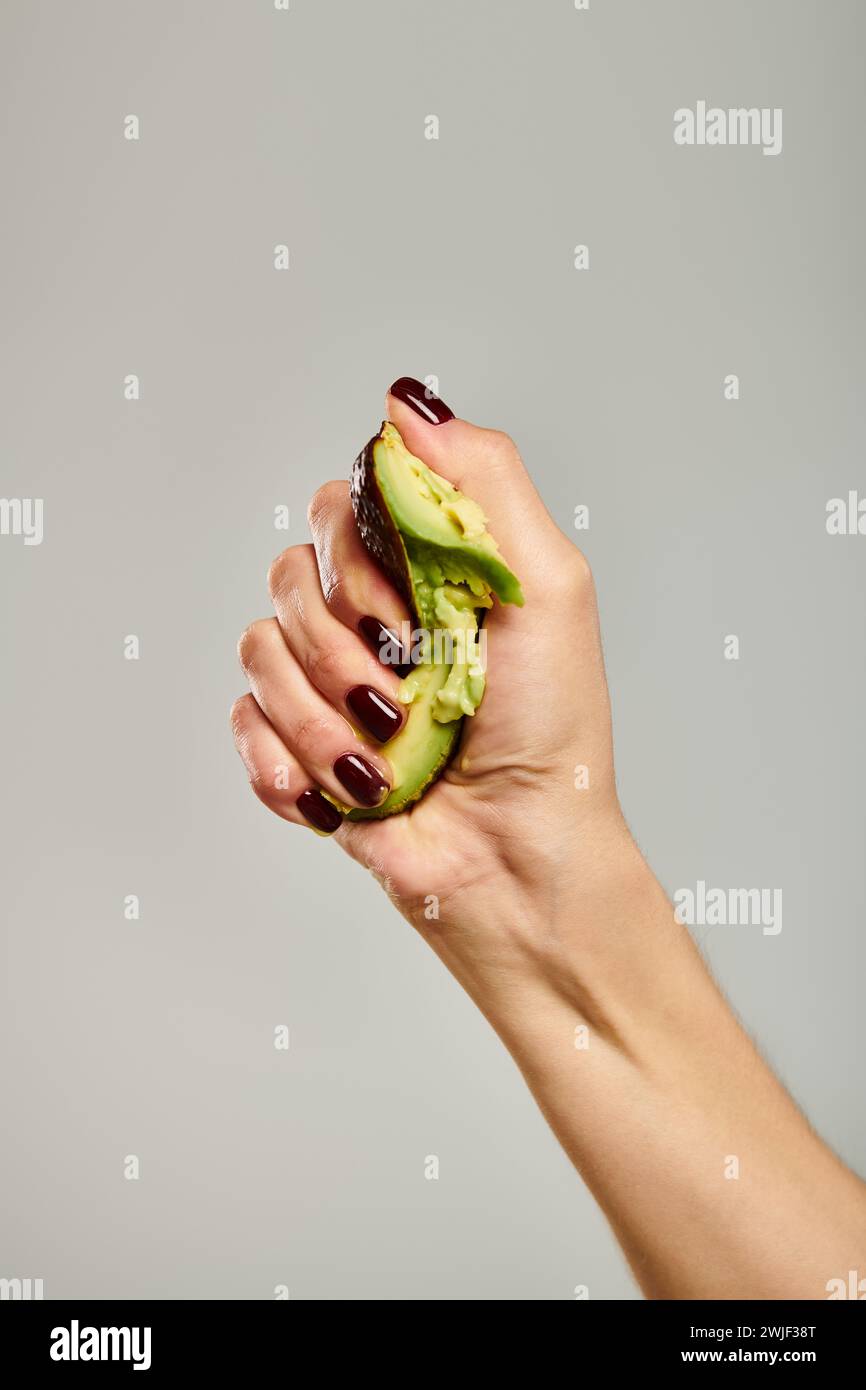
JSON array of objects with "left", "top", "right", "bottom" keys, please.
[{"left": 232, "top": 379, "right": 631, "bottom": 950}]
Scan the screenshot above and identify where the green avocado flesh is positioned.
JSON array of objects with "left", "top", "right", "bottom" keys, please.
[{"left": 341, "top": 422, "right": 523, "bottom": 820}]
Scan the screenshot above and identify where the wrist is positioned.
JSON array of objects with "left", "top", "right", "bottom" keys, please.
[{"left": 418, "top": 813, "right": 707, "bottom": 1050}]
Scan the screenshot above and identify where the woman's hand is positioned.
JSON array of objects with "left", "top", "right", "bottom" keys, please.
[{"left": 231, "top": 379, "right": 633, "bottom": 962}]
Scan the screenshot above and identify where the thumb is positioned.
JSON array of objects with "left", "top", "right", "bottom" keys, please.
[{"left": 384, "top": 377, "right": 561, "bottom": 584}]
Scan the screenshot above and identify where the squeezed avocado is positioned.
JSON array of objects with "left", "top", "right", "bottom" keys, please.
[{"left": 341, "top": 421, "right": 523, "bottom": 819}]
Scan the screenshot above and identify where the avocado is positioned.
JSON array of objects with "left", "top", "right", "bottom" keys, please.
[{"left": 342, "top": 421, "right": 523, "bottom": 819}]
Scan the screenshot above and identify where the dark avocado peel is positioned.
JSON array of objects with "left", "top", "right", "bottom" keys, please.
[{"left": 333, "top": 422, "right": 523, "bottom": 820}]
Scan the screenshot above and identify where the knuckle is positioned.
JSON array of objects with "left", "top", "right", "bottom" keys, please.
[
  {"left": 560, "top": 547, "right": 595, "bottom": 601},
  {"left": 306, "top": 480, "right": 345, "bottom": 533},
  {"left": 248, "top": 765, "right": 284, "bottom": 807},
  {"left": 237, "top": 618, "right": 274, "bottom": 671},
  {"left": 320, "top": 565, "right": 348, "bottom": 612},
  {"left": 291, "top": 713, "right": 334, "bottom": 761},
  {"left": 482, "top": 428, "right": 519, "bottom": 464},
  {"left": 229, "top": 693, "right": 255, "bottom": 735},
  {"left": 266, "top": 551, "right": 289, "bottom": 601},
  {"left": 267, "top": 544, "right": 313, "bottom": 605},
  {"left": 306, "top": 642, "right": 342, "bottom": 691},
  {"left": 572, "top": 546, "right": 594, "bottom": 588},
  {"left": 236, "top": 624, "right": 256, "bottom": 669}
]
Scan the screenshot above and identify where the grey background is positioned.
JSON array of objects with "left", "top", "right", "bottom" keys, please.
[{"left": 1, "top": 0, "right": 863, "bottom": 1300}]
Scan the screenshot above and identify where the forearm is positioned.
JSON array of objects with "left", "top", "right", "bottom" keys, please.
[{"left": 426, "top": 837, "right": 866, "bottom": 1300}]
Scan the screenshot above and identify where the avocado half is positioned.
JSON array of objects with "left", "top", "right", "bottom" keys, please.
[{"left": 342, "top": 421, "right": 523, "bottom": 819}]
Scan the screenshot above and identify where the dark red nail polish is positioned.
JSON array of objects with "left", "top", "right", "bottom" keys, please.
[
  {"left": 389, "top": 376, "right": 454, "bottom": 425},
  {"left": 346, "top": 685, "right": 403, "bottom": 743},
  {"left": 296, "top": 788, "right": 343, "bottom": 833},
  {"left": 334, "top": 753, "right": 389, "bottom": 807},
  {"left": 358, "top": 616, "right": 413, "bottom": 678}
]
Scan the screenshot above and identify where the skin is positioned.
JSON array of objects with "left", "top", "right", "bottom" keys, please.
[{"left": 232, "top": 390, "right": 866, "bottom": 1300}]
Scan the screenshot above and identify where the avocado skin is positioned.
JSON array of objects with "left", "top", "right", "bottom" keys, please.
[
  {"left": 348, "top": 425, "right": 461, "bottom": 820},
  {"left": 350, "top": 428, "right": 416, "bottom": 613}
]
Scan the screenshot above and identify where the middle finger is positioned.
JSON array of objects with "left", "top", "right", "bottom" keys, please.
[{"left": 268, "top": 543, "right": 407, "bottom": 745}]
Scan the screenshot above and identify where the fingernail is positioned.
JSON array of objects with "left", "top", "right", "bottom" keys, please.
[
  {"left": 296, "top": 788, "right": 343, "bottom": 834},
  {"left": 389, "top": 376, "right": 454, "bottom": 426},
  {"left": 346, "top": 685, "right": 404, "bottom": 744},
  {"left": 334, "top": 753, "right": 389, "bottom": 807},
  {"left": 358, "top": 616, "right": 413, "bottom": 678}
]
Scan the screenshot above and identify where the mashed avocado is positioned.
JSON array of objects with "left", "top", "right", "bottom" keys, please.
[{"left": 344, "top": 421, "right": 523, "bottom": 818}]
